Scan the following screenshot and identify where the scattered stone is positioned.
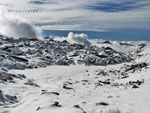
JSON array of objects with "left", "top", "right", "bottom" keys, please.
[
  {"left": 125, "top": 63, "right": 147, "bottom": 72},
  {"left": 96, "top": 102, "right": 109, "bottom": 106},
  {"left": 96, "top": 70, "right": 108, "bottom": 76},
  {"left": 81, "top": 80, "right": 89, "bottom": 82},
  {"left": 50, "top": 92, "right": 60, "bottom": 96},
  {"left": 63, "top": 85, "right": 73, "bottom": 90},
  {"left": 41, "top": 90, "right": 59, "bottom": 96},
  {"left": 24, "top": 79, "right": 40, "bottom": 87},
  {"left": 129, "top": 80, "right": 144, "bottom": 86},
  {"left": 132, "top": 85, "right": 139, "bottom": 88},
  {"left": 17, "top": 74, "right": 26, "bottom": 79},
  {"left": 98, "top": 80, "right": 111, "bottom": 85},
  {"left": 36, "top": 107, "right": 41, "bottom": 111},
  {"left": 74, "top": 105, "right": 80, "bottom": 108},
  {"left": 52, "top": 102, "right": 62, "bottom": 107},
  {"left": 136, "top": 80, "right": 143, "bottom": 85},
  {"left": 73, "top": 105, "right": 87, "bottom": 113},
  {"left": 121, "top": 76, "right": 129, "bottom": 79}
]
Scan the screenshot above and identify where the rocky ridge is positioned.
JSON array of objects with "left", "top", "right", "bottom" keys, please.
[{"left": 0, "top": 35, "right": 131, "bottom": 70}]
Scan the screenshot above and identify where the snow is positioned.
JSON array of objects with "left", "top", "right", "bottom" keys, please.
[
  {"left": 0, "top": 34, "right": 150, "bottom": 113},
  {"left": 2, "top": 63, "right": 149, "bottom": 113}
]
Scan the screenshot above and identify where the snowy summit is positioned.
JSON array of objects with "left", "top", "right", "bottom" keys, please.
[{"left": 0, "top": 0, "right": 150, "bottom": 113}]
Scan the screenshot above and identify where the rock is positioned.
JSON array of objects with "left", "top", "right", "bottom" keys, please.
[
  {"left": 24, "top": 79, "right": 40, "bottom": 87},
  {"left": 138, "top": 43, "right": 146, "bottom": 47},
  {"left": 98, "top": 80, "right": 111, "bottom": 85},
  {"left": 73, "top": 105, "right": 87, "bottom": 113},
  {"left": 81, "top": 80, "right": 89, "bottom": 82},
  {"left": 52, "top": 102, "right": 62, "bottom": 107},
  {"left": 5, "top": 95, "right": 17, "bottom": 101},
  {"left": 96, "top": 102, "right": 109, "bottom": 106},
  {"left": 96, "top": 70, "right": 108, "bottom": 76},
  {"left": 129, "top": 80, "right": 144, "bottom": 86},
  {"left": 121, "top": 76, "right": 129, "bottom": 79},
  {"left": 119, "top": 42, "right": 133, "bottom": 46},
  {"left": 74, "top": 105, "right": 80, "bottom": 108},
  {"left": 132, "top": 85, "right": 139, "bottom": 88},
  {"left": 136, "top": 80, "right": 143, "bottom": 85},
  {"left": 125, "top": 63, "right": 147, "bottom": 72},
  {"left": 10, "top": 56, "right": 28, "bottom": 63},
  {"left": 0, "top": 72, "right": 13, "bottom": 81},
  {"left": 36, "top": 107, "right": 41, "bottom": 111},
  {"left": 0, "top": 90, "right": 5, "bottom": 104},
  {"left": 50, "top": 92, "right": 59, "bottom": 95},
  {"left": 10, "top": 48, "right": 24, "bottom": 55},
  {"left": 0, "top": 34, "right": 132, "bottom": 70},
  {"left": 103, "top": 41, "right": 111, "bottom": 44},
  {"left": 41, "top": 90, "right": 59, "bottom": 95},
  {"left": 17, "top": 74, "right": 26, "bottom": 79},
  {"left": 63, "top": 85, "right": 73, "bottom": 90},
  {"left": 0, "top": 90, "right": 17, "bottom": 104}
]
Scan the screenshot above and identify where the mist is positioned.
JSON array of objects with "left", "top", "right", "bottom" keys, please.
[{"left": 0, "top": 9, "right": 42, "bottom": 39}]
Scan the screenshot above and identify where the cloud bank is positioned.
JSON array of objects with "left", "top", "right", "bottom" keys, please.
[
  {"left": 55, "top": 32, "right": 91, "bottom": 46},
  {"left": 0, "top": 9, "right": 42, "bottom": 39},
  {"left": 67, "top": 32, "right": 91, "bottom": 45},
  {"left": 0, "top": 0, "right": 150, "bottom": 38}
]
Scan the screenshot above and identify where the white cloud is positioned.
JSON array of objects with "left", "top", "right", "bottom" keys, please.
[
  {"left": 55, "top": 32, "right": 91, "bottom": 45},
  {"left": 67, "top": 32, "right": 91, "bottom": 45},
  {"left": 0, "top": 8, "right": 42, "bottom": 39},
  {"left": 0, "top": 0, "right": 149, "bottom": 32}
]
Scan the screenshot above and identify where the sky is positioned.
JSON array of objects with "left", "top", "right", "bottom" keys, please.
[{"left": 0, "top": 0, "right": 150, "bottom": 40}]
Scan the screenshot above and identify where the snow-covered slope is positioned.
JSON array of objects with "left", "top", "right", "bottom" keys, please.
[{"left": 0, "top": 35, "right": 150, "bottom": 113}]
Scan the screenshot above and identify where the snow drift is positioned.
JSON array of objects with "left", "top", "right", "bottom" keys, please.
[{"left": 0, "top": 8, "right": 42, "bottom": 39}]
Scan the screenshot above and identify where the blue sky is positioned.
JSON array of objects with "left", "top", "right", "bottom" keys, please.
[{"left": 0, "top": 0, "right": 150, "bottom": 40}]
